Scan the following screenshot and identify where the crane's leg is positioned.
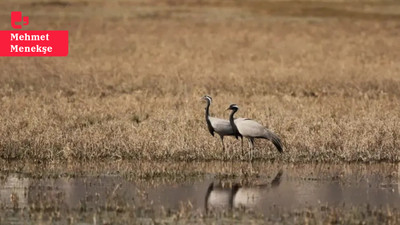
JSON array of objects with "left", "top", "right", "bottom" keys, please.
[
  {"left": 249, "top": 138, "right": 255, "bottom": 160},
  {"left": 219, "top": 135, "right": 226, "bottom": 154},
  {"left": 240, "top": 137, "right": 244, "bottom": 156},
  {"left": 247, "top": 138, "right": 252, "bottom": 148},
  {"left": 247, "top": 138, "right": 251, "bottom": 160}
]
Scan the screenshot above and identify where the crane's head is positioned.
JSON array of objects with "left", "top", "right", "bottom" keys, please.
[
  {"left": 227, "top": 104, "right": 239, "bottom": 111},
  {"left": 201, "top": 95, "right": 212, "bottom": 103}
]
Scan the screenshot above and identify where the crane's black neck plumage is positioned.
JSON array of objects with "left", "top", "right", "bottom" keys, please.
[
  {"left": 229, "top": 108, "right": 241, "bottom": 139},
  {"left": 205, "top": 99, "right": 214, "bottom": 136},
  {"left": 204, "top": 182, "right": 213, "bottom": 213},
  {"left": 229, "top": 184, "right": 240, "bottom": 210}
]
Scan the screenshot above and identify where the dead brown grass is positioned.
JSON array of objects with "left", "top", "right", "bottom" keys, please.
[{"left": 0, "top": 0, "right": 400, "bottom": 162}]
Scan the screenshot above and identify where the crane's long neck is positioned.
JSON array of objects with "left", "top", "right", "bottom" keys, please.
[
  {"left": 229, "top": 184, "right": 240, "bottom": 210},
  {"left": 205, "top": 100, "right": 214, "bottom": 135},
  {"left": 205, "top": 100, "right": 211, "bottom": 120},
  {"left": 229, "top": 109, "right": 240, "bottom": 138}
]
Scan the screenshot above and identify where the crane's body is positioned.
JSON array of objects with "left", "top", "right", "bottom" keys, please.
[{"left": 208, "top": 117, "right": 235, "bottom": 137}]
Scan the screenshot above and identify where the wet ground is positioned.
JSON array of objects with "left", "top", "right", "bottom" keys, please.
[{"left": 1, "top": 162, "right": 400, "bottom": 224}]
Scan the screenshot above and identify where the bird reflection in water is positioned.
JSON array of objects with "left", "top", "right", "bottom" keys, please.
[{"left": 205, "top": 170, "right": 283, "bottom": 212}]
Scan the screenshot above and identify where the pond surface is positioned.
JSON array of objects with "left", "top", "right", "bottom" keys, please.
[{"left": 1, "top": 163, "right": 400, "bottom": 224}]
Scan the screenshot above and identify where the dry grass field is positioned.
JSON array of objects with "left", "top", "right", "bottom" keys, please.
[{"left": 0, "top": 0, "right": 400, "bottom": 162}]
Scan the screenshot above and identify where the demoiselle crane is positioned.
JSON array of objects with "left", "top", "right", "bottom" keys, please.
[
  {"left": 202, "top": 96, "right": 239, "bottom": 152},
  {"left": 227, "top": 104, "right": 283, "bottom": 159}
]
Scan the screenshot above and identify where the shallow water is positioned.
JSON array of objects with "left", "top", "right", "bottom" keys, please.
[{"left": 1, "top": 163, "right": 400, "bottom": 224}]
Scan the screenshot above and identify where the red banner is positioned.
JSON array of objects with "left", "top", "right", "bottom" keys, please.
[{"left": 0, "top": 30, "right": 68, "bottom": 57}]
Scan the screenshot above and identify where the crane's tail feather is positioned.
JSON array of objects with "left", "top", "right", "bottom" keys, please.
[{"left": 265, "top": 130, "right": 283, "bottom": 153}]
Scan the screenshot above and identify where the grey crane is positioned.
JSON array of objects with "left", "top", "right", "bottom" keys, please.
[
  {"left": 227, "top": 104, "right": 283, "bottom": 159},
  {"left": 202, "top": 96, "right": 238, "bottom": 152}
]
